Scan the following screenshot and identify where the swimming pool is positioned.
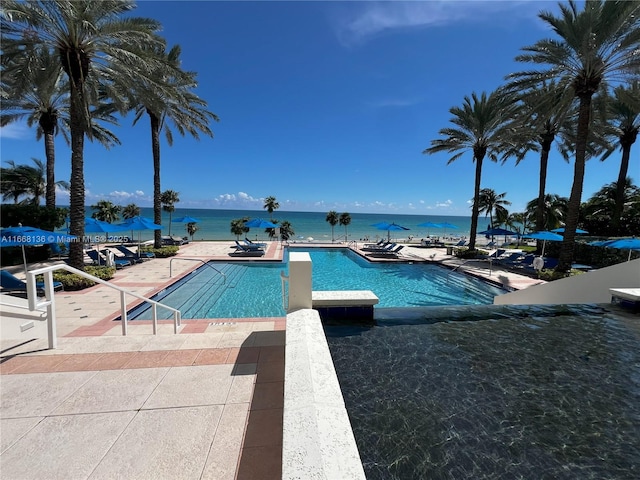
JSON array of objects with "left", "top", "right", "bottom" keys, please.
[
  {"left": 325, "top": 303, "right": 640, "bottom": 479},
  {"left": 130, "top": 247, "right": 506, "bottom": 320}
]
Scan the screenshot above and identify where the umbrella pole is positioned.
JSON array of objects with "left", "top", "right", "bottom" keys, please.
[
  {"left": 21, "top": 245, "right": 28, "bottom": 275},
  {"left": 541, "top": 240, "right": 546, "bottom": 257}
]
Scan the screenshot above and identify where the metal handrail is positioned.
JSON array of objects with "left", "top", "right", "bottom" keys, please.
[
  {"left": 25, "top": 264, "right": 182, "bottom": 349},
  {"left": 169, "top": 258, "right": 226, "bottom": 283},
  {"left": 348, "top": 240, "right": 358, "bottom": 249},
  {"left": 280, "top": 270, "right": 289, "bottom": 311}
]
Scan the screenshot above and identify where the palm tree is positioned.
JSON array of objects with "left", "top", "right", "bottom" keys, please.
[
  {"left": 525, "top": 193, "right": 569, "bottom": 231},
  {"left": 1, "top": 0, "right": 165, "bottom": 269},
  {"left": 160, "top": 189, "right": 179, "bottom": 235},
  {"left": 326, "top": 211, "right": 339, "bottom": 242},
  {"left": 0, "top": 158, "right": 69, "bottom": 205},
  {"left": 186, "top": 222, "right": 199, "bottom": 241},
  {"left": 607, "top": 83, "right": 639, "bottom": 228},
  {"left": 128, "top": 44, "right": 218, "bottom": 248},
  {"left": 230, "top": 217, "right": 250, "bottom": 239},
  {"left": 477, "top": 189, "right": 511, "bottom": 232},
  {"left": 122, "top": 203, "right": 141, "bottom": 219},
  {"left": 91, "top": 200, "right": 121, "bottom": 223},
  {"left": 507, "top": 0, "right": 640, "bottom": 271},
  {"left": 582, "top": 178, "right": 640, "bottom": 235},
  {"left": 424, "top": 90, "right": 517, "bottom": 250},
  {"left": 339, "top": 212, "right": 352, "bottom": 241},
  {"left": 263, "top": 196, "right": 280, "bottom": 221}
]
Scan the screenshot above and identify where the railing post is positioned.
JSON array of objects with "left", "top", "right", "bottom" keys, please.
[
  {"left": 120, "top": 291, "right": 128, "bottom": 336},
  {"left": 44, "top": 271, "right": 57, "bottom": 349},
  {"left": 152, "top": 304, "right": 158, "bottom": 335}
]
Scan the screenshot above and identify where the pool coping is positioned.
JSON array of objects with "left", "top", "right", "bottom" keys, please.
[{"left": 283, "top": 308, "right": 366, "bottom": 480}]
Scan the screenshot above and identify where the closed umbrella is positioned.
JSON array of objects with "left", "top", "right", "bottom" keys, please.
[{"left": 1, "top": 225, "right": 77, "bottom": 274}]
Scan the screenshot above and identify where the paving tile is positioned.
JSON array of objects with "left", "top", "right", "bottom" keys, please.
[
  {"left": 52, "top": 353, "right": 105, "bottom": 371},
  {"left": 142, "top": 364, "right": 235, "bottom": 409},
  {"left": 52, "top": 368, "right": 169, "bottom": 415},
  {"left": 88, "top": 406, "right": 222, "bottom": 480},
  {"left": 181, "top": 332, "right": 224, "bottom": 349},
  {"left": 243, "top": 408, "right": 283, "bottom": 447},
  {"left": 194, "top": 347, "right": 230, "bottom": 365},
  {"left": 218, "top": 332, "right": 255, "bottom": 348},
  {"left": 252, "top": 330, "right": 286, "bottom": 347},
  {"left": 158, "top": 348, "right": 202, "bottom": 366},
  {"left": 122, "top": 350, "right": 170, "bottom": 369},
  {"left": 250, "top": 381, "right": 284, "bottom": 411},
  {"left": 89, "top": 351, "right": 139, "bottom": 370},
  {"left": 258, "top": 345, "right": 285, "bottom": 364},
  {"left": 0, "top": 411, "right": 135, "bottom": 480},
  {"left": 201, "top": 403, "right": 250, "bottom": 480},
  {"left": 236, "top": 444, "right": 283, "bottom": 480},
  {"left": 0, "top": 417, "right": 43, "bottom": 453},
  {"left": 0, "top": 371, "right": 97, "bottom": 418},
  {"left": 256, "top": 360, "right": 285, "bottom": 383},
  {"left": 226, "top": 374, "right": 256, "bottom": 404},
  {"left": 227, "top": 346, "right": 260, "bottom": 364},
  {"left": 5, "top": 354, "right": 71, "bottom": 374}
]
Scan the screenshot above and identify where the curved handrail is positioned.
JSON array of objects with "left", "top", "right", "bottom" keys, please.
[
  {"left": 169, "top": 258, "right": 226, "bottom": 283},
  {"left": 26, "top": 264, "right": 182, "bottom": 349},
  {"left": 348, "top": 240, "right": 358, "bottom": 250}
]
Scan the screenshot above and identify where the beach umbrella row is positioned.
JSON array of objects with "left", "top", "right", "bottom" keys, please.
[{"left": 1, "top": 225, "right": 77, "bottom": 274}]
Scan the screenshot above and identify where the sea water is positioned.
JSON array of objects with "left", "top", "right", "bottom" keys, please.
[{"left": 77, "top": 206, "right": 473, "bottom": 242}]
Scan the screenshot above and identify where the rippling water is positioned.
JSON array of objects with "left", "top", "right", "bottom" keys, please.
[{"left": 325, "top": 304, "right": 640, "bottom": 479}]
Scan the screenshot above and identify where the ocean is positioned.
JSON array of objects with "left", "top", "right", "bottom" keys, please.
[{"left": 82, "top": 207, "right": 473, "bottom": 243}]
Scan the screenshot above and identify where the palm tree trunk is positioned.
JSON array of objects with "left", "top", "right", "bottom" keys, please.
[
  {"left": 468, "top": 155, "right": 483, "bottom": 250},
  {"left": 150, "top": 111, "right": 162, "bottom": 249},
  {"left": 43, "top": 129, "right": 56, "bottom": 209},
  {"left": 536, "top": 142, "right": 551, "bottom": 231},
  {"left": 557, "top": 97, "right": 591, "bottom": 272},
  {"left": 612, "top": 140, "right": 633, "bottom": 230},
  {"left": 68, "top": 86, "right": 86, "bottom": 270}
]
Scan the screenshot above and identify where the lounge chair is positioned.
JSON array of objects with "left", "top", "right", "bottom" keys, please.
[
  {"left": 362, "top": 242, "right": 396, "bottom": 252},
  {"left": 244, "top": 238, "right": 267, "bottom": 248},
  {"left": 1, "top": 270, "right": 63, "bottom": 296},
  {"left": 86, "top": 250, "right": 132, "bottom": 269},
  {"left": 230, "top": 241, "right": 265, "bottom": 257},
  {"left": 113, "top": 245, "right": 155, "bottom": 262},
  {"left": 366, "top": 245, "right": 404, "bottom": 258},
  {"left": 161, "top": 235, "right": 187, "bottom": 246}
]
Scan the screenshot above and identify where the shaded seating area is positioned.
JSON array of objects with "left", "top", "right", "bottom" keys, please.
[
  {"left": 161, "top": 235, "right": 188, "bottom": 246},
  {"left": 244, "top": 238, "right": 267, "bottom": 248},
  {"left": 113, "top": 245, "right": 155, "bottom": 262},
  {"left": 362, "top": 242, "right": 397, "bottom": 252},
  {"left": 86, "top": 250, "right": 132, "bottom": 269},
  {"left": 1, "top": 270, "right": 63, "bottom": 296}
]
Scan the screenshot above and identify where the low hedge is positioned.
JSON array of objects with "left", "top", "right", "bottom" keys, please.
[
  {"left": 52, "top": 265, "right": 115, "bottom": 291},
  {"left": 144, "top": 246, "right": 179, "bottom": 258}
]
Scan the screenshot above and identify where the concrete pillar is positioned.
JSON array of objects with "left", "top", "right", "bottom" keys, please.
[{"left": 288, "top": 252, "right": 312, "bottom": 312}]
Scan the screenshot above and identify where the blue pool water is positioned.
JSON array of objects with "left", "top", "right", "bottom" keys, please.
[{"left": 130, "top": 248, "right": 506, "bottom": 320}]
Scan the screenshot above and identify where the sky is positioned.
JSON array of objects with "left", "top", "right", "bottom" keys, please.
[{"left": 0, "top": 0, "right": 634, "bottom": 216}]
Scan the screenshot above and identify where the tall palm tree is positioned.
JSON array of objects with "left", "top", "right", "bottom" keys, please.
[
  {"left": 1, "top": 0, "right": 165, "bottom": 269},
  {"left": 128, "top": 44, "right": 218, "bottom": 248},
  {"left": 277, "top": 220, "right": 295, "bottom": 241},
  {"left": 477, "top": 189, "right": 511, "bottom": 231},
  {"left": 325, "top": 211, "right": 339, "bottom": 242},
  {"left": 525, "top": 193, "right": 569, "bottom": 231},
  {"left": 0, "top": 158, "right": 69, "bottom": 205},
  {"left": 160, "top": 189, "right": 180, "bottom": 235},
  {"left": 507, "top": 0, "right": 640, "bottom": 271},
  {"left": 607, "top": 82, "right": 639, "bottom": 228},
  {"left": 263, "top": 196, "right": 279, "bottom": 221},
  {"left": 424, "top": 90, "right": 517, "bottom": 250},
  {"left": 339, "top": 212, "right": 352, "bottom": 241},
  {"left": 122, "top": 203, "right": 141, "bottom": 219},
  {"left": 91, "top": 200, "right": 121, "bottom": 223}
]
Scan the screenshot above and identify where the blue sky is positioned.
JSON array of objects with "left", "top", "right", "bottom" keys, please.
[{"left": 0, "top": 0, "right": 632, "bottom": 216}]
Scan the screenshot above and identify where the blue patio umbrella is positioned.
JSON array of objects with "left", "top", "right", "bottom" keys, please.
[
  {"left": 551, "top": 227, "right": 589, "bottom": 234},
  {"left": 417, "top": 221, "right": 442, "bottom": 236},
  {"left": 479, "top": 227, "right": 519, "bottom": 244},
  {"left": 173, "top": 215, "right": 201, "bottom": 224},
  {"left": 1, "top": 225, "right": 77, "bottom": 273},
  {"left": 600, "top": 238, "right": 640, "bottom": 261},
  {"left": 84, "top": 217, "right": 129, "bottom": 235},
  {"left": 524, "top": 231, "right": 563, "bottom": 257},
  {"left": 376, "top": 222, "right": 410, "bottom": 242},
  {"left": 244, "top": 218, "right": 278, "bottom": 229},
  {"left": 117, "top": 216, "right": 162, "bottom": 248}
]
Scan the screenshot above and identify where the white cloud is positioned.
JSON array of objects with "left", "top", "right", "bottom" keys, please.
[
  {"left": 435, "top": 199, "right": 453, "bottom": 208},
  {"left": 109, "top": 190, "right": 146, "bottom": 200},
  {"left": 334, "top": 0, "right": 539, "bottom": 47},
  {"left": 0, "top": 123, "right": 32, "bottom": 140},
  {"left": 212, "top": 192, "right": 262, "bottom": 208}
]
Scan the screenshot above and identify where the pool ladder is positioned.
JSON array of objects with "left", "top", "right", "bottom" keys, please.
[{"left": 169, "top": 258, "right": 227, "bottom": 283}]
